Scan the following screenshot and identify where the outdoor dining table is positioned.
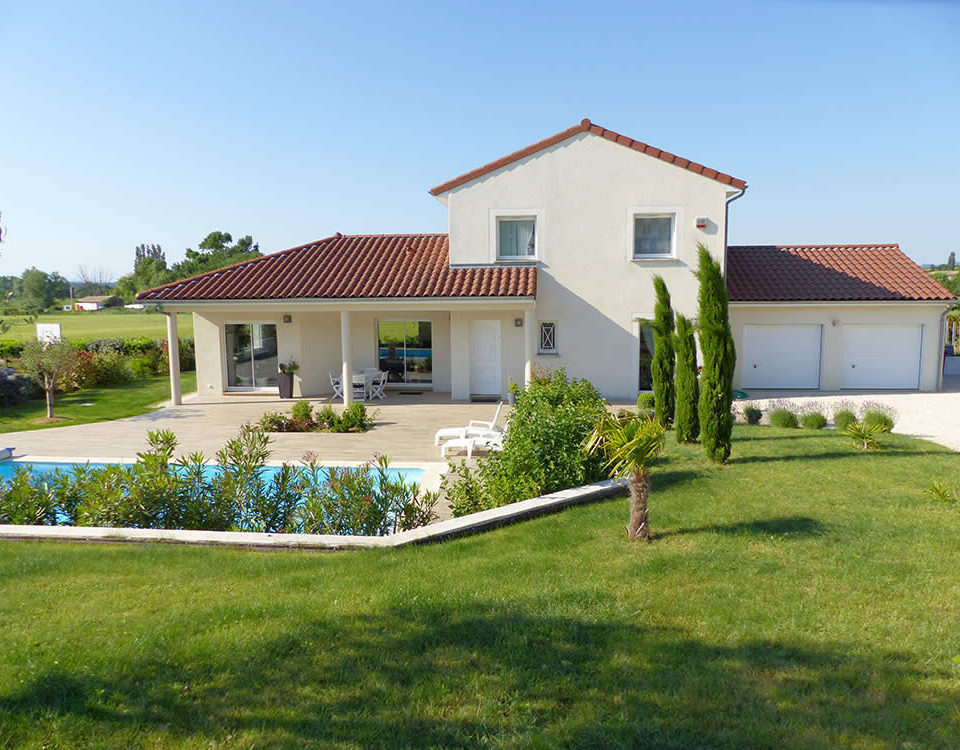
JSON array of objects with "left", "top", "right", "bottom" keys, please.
[{"left": 352, "top": 370, "right": 383, "bottom": 400}]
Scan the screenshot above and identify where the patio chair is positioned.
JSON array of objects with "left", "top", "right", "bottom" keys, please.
[
  {"left": 351, "top": 374, "right": 367, "bottom": 401},
  {"left": 329, "top": 372, "right": 343, "bottom": 399},
  {"left": 434, "top": 402, "right": 503, "bottom": 445},
  {"left": 370, "top": 371, "right": 387, "bottom": 400}
]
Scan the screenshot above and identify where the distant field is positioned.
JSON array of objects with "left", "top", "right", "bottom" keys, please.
[{"left": 2, "top": 311, "right": 194, "bottom": 342}]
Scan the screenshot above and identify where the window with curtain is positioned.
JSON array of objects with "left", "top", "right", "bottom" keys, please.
[
  {"left": 497, "top": 218, "right": 536, "bottom": 259},
  {"left": 633, "top": 215, "right": 674, "bottom": 257}
]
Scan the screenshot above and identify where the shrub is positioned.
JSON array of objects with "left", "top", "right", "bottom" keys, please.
[
  {"left": 316, "top": 404, "right": 340, "bottom": 430},
  {"left": 673, "top": 313, "right": 700, "bottom": 443},
  {"left": 129, "top": 354, "right": 159, "bottom": 380},
  {"left": 743, "top": 406, "right": 762, "bottom": 425},
  {"left": 651, "top": 275, "right": 675, "bottom": 426},
  {"left": 444, "top": 368, "right": 608, "bottom": 515},
  {"left": 258, "top": 411, "right": 288, "bottom": 432},
  {"left": 769, "top": 407, "right": 799, "bottom": 429},
  {"left": 0, "top": 339, "right": 24, "bottom": 359},
  {"left": 696, "top": 244, "right": 735, "bottom": 463},
  {"left": 845, "top": 420, "right": 883, "bottom": 451},
  {"left": 442, "top": 460, "right": 495, "bottom": 517},
  {"left": 339, "top": 401, "right": 376, "bottom": 432},
  {"left": 637, "top": 393, "right": 655, "bottom": 410},
  {"left": 863, "top": 408, "right": 895, "bottom": 433},
  {"left": 833, "top": 408, "right": 857, "bottom": 431},
  {"left": 801, "top": 411, "right": 827, "bottom": 430},
  {"left": 298, "top": 454, "right": 438, "bottom": 535},
  {"left": 291, "top": 399, "right": 314, "bottom": 423},
  {"left": 0, "top": 366, "right": 42, "bottom": 406},
  {"left": 89, "top": 350, "right": 132, "bottom": 386}
]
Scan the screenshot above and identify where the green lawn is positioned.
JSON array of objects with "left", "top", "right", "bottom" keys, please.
[
  {"left": 2, "top": 427, "right": 960, "bottom": 747},
  {"left": 2, "top": 310, "right": 194, "bottom": 342},
  {"left": 0, "top": 372, "right": 196, "bottom": 433}
]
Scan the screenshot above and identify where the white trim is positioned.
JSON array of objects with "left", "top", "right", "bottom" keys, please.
[
  {"left": 489, "top": 208, "right": 544, "bottom": 263},
  {"left": 627, "top": 205, "right": 683, "bottom": 261}
]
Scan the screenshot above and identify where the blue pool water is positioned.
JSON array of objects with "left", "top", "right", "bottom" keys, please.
[{"left": 0, "top": 460, "right": 424, "bottom": 486}]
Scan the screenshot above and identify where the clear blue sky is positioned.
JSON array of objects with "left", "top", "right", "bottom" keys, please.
[{"left": 1, "top": 0, "right": 958, "bottom": 278}]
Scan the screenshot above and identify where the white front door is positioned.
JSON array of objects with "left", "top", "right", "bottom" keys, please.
[
  {"left": 842, "top": 325, "right": 922, "bottom": 389},
  {"left": 741, "top": 324, "right": 822, "bottom": 389},
  {"left": 470, "top": 320, "right": 501, "bottom": 395}
]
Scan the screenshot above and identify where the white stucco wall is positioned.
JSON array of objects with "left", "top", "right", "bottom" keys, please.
[
  {"left": 443, "top": 131, "right": 734, "bottom": 399},
  {"left": 730, "top": 302, "right": 948, "bottom": 392}
]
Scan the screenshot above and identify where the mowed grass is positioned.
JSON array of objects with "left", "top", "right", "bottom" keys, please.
[
  {"left": 2, "top": 310, "right": 193, "bottom": 341},
  {"left": 2, "top": 426, "right": 960, "bottom": 748},
  {"left": 0, "top": 372, "right": 196, "bottom": 433}
]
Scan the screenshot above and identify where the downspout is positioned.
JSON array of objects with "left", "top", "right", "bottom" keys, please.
[{"left": 723, "top": 185, "right": 748, "bottom": 274}]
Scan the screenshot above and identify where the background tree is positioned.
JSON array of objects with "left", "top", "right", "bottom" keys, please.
[
  {"left": 114, "top": 243, "right": 171, "bottom": 300},
  {"left": 696, "top": 244, "right": 736, "bottom": 463},
  {"left": 19, "top": 340, "right": 78, "bottom": 419},
  {"left": 77, "top": 265, "right": 114, "bottom": 296},
  {"left": 169, "top": 231, "right": 261, "bottom": 279},
  {"left": 584, "top": 413, "right": 665, "bottom": 541},
  {"left": 651, "top": 275, "right": 675, "bottom": 426},
  {"left": 674, "top": 313, "right": 700, "bottom": 444},
  {"left": 949, "top": 251, "right": 956, "bottom": 270},
  {"left": 19, "top": 268, "right": 56, "bottom": 313}
]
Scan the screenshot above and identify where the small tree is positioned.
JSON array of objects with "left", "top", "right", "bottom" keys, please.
[
  {"left": 696, "top": 244, "right": 736, "bottom": 463},
  {"left": 674, "top": 313, "right": 700, "bottom": 443},
  {"left": 19, "top": 340, "right": 78, "bottom": 419},
  {"left": 584, "top": 412, "right": 665, "bottom": 541},
  {"left": 949, "top": 251, "right": 956, "bottom": 270},
  {"left": 651, "top": 275, "right": 675, "bottom": 426}
]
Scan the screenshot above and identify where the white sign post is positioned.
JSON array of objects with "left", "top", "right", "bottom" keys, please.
[{"left": 36, "top": 323, "right": 62, "bottom": 343}]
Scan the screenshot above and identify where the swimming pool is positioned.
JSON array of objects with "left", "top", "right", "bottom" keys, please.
[{"left": 0, "top": 460, "right": 425, "bottom": 486}]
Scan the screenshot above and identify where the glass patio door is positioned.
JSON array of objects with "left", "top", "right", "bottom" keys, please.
[
  {"left": 377, "top": 321, "right": 432, "bottom": 385},
  {"left": 225, "top": 323, "right": 278, "bottom": 389}
]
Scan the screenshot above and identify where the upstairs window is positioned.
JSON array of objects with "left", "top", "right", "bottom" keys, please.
[
  {"left": 633, "top": 213, "right": 676, "bottom": 258},
  {"left": 538, "top": 321, "right": 557, "bottom": 354},
  {"left": 497, "top": 218, "right": 537, "bottom": 259}
]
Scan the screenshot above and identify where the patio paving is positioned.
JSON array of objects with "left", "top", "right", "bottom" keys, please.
[{"left": 0, "top": 391, "right": 509, "bottom": 467}]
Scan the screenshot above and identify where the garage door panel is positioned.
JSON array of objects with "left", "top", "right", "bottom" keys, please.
[
  {"left": 842, "top": 325, "right": 921, "bottom": 389},
  {"left": 742, "top": 325, "right": 822, "bottom": 389}
]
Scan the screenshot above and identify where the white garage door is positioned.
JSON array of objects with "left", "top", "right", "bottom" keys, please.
[
  {"left": 741, "top": 325, "right": 822, "bottom": 389},
  {"left": 842, "top": 325, "right": 921, "bottom": 389}
]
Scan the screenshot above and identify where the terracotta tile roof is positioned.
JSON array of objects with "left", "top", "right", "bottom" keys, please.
[
  {"left": 429, "top": 118, "right": 747, "bottom": 196},
  {"left": 136, "top": 233, "right": 537, "bottom": 302},
  {"left": 727, "top": 244, "right": 955, "bottom": 302}
]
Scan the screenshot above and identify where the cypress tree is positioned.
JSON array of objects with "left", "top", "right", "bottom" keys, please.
[
  {"left": 696, "top": 244, "right": 736, "bottom": 463},
  {"left": 651, "top": 275, "right": 675, "bottom": 426},
  {"left": 674, "top": 313, "right": 700, "bottom": 443}
]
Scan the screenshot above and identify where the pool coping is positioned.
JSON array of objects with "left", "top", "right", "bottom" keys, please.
[{"left": 0, "top": 478, "right": 627, "bottom": 550}]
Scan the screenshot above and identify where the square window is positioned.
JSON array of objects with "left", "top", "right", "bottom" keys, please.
[
  {"left": 498, "top": 218, "right": 536, "bottom": 259},
  {"left": 538, "top": 321, "right": 557, "bottom": 354},
  {"left": 633, "top": 215, "right": 674, "bottom": 257}
]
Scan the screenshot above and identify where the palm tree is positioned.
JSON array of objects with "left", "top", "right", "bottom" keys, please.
[{"left": 584, "top": 412, "right": 666, "bottom": 541}]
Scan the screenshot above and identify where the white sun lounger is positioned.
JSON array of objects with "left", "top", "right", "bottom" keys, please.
[
  {"left": 434, "top": 402, "right": 503, "bottom": 445},
  {"left": 440, "top": 431, "right": 504, "bottom": 459}
]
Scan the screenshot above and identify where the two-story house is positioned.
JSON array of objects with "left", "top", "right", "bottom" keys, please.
[{"left": 138, "top": 119, "right": 954, "bottom": 403}]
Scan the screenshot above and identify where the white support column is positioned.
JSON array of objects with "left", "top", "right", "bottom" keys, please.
[
  {"left": 524, "top": 307, "right": 536, "bottom": 387},
  {"left": 164, "top": 312, "right": 182, "bottom": 406},
  {"left": 340, "top": 310, "right": 353, "bottom": 405}
]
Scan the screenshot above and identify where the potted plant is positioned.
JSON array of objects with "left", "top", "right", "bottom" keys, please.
[{"left": 278, "top": 359, "right": 299, "bottom": 399}]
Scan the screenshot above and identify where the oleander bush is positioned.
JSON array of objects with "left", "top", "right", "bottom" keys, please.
[
  {"left": 0, "top": 426, "right": 436, "bottom": 535},
  {"left": 769, "top": 407, "right": 799, "bottom": 429},
  {"left": 743, "top": 406, "right": 762, "bottom": 425}
]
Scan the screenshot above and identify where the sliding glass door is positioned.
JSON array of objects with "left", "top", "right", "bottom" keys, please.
[
  {"left": 225, "top": 323, "right": 278, "bottom": 389},
  {"left": 377, "top": 320, "right": 432, "bottom": 385}
]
